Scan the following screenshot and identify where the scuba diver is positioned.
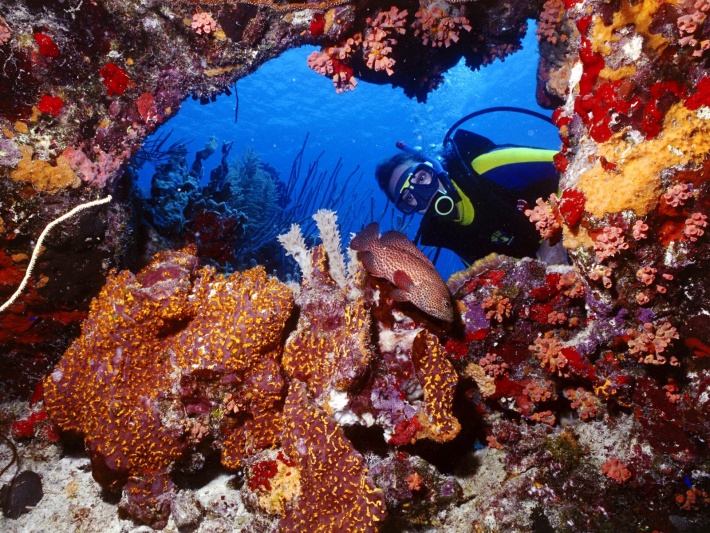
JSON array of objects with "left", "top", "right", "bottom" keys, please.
[{"left": 375, "top": 107, "right": 565, "bottom": 267}]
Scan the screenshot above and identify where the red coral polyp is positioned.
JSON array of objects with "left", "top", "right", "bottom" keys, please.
[
  {"left": 38, "top": 94, "right": 63, "bottom": 116},
  {"left": 642, "top": 81, "right": 687, "bottom": 139},
  {"left": 558, "top": 188, "right": 586, "bottom": 227},
  {"left": 249, "top": 459, "right": 279, "bottom": 492},
  {"left": 686, "top": 77, "right": 710, "bottom": 109},
  {"left": 576, "top": 17, "right": 605, "bottom": 96},
  {"left": 310, "top": 13, "right": 326, "bottom": 36},
  {"left": 388, "top": 415, "right": 422, "bottom": 446},
  {"left": 34, "top": 33, "right": 59, "bottom": 57},
  {"left": 575, "top": 80, "right": 641, "bottom": 142},
  {"left": 100, "top": 62, "right": 132, "bottom": 96}
]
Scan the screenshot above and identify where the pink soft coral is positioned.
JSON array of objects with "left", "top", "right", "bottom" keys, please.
[
  {"left": 363, "top": 27, "right": 396, "bottom": 75},
  {"left": 307, "top": 51, "right": 333, "bottom": 76},
  {"left": 363, "top": 7, "right": 407, "bottom": 75},
  {"left": 525, "top": 194, "right": 561, "bottom": 240},
  {"left": 632, "top": 219, "right": 649, "bottom": 240},
  {"left": 413, "top": 4, "right": 471, "bottom": 48},
  {"left": 191, "top": 12, "right": 218, "bottom": 35},
  {"left": 663, "top": 182, "right": 694, "bottom": 207},
  {"left": 529, "top": 337, "right": 568, "bottom": 376},
  {"left": 677, "top": 0, "right": 710, "bottom": 57},
  {"left": 593, "top": 226, "right": 629, "bottom": 261},
  {"left": 683, "top": 212, "right": 708, "bottom": 241},
  {"left": 602, "top": 457, "right": 632, "bottom": 483},
  {"left": 627, "top": 321, "right": 679, "bottom": 365},
  {"left": 636, "top": 266, "right": 657, "bottom": 285}
]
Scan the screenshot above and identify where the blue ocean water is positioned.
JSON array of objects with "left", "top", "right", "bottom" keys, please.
[{"left": 137, "top": 21, "right": 560, "bottom": 279}]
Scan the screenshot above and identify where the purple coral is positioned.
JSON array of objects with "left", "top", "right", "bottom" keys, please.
[{"left": 0, "top": 138, "right": 22, "bottom": 167}]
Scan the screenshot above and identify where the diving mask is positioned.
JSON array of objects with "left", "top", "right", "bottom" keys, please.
[{"left": 393, "top": 162, "right": 441, "bottom": 214}]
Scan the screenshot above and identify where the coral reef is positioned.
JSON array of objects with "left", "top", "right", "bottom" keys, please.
[
  {"left": 306, "top": 1, "right": 541, "bottom": 101},
  {"left": 0, "top": 0, "right": 542, "bottom": 398},
  {"left": 2, "top": 0, "right": 710, "bottom": 531},
  {"left": 33, "top": 211, "right": 469, "bottom": 529}
]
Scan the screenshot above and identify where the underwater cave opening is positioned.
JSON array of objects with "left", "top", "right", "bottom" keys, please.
[{"left": 132, "top": 20, "right": 560, "bottom": 280}]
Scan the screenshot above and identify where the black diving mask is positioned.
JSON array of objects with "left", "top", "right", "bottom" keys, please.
[{"left": 393, "top": 162, "right": 441, "bottom": 214}]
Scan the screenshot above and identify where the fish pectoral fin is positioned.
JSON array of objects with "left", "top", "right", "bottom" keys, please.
[
  {"left": 359, "top": 251, "right": 377, "bottom": 273},
  {"left": 392, "top": 270, "right": 414, "bottom": 290},
  {"left": 391, "top": 289, "right": 410, "bottom": 302}
]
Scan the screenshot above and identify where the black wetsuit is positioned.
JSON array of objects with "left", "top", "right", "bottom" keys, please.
[{"left": 417, "top": 129, "right": 559, "bottom": 265}]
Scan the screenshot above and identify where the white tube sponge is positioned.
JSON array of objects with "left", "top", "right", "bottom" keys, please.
[
  {"left": 312, "top": 209, "right": 347, "bottom": 289},
  {"left": 277, "top": 223, "right": 313, "bottom": 282}
]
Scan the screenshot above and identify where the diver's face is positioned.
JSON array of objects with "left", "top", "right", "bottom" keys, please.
[{"left": 389, "top": 162, "right": 439, "bottom": 214}]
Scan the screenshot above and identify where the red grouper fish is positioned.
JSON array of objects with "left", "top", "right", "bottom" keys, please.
[{"left": 350, "top": 222, "right": 454, "bottom": 322}]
